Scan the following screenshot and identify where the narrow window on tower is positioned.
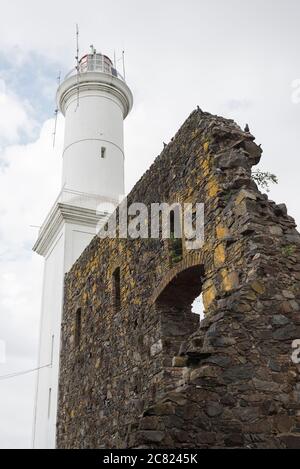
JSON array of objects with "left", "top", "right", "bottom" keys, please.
[
  {"left": 101, "top": 146, "right": 106, "bottom": 158},
  {"left": 75, "top": 308, "right": 82, "bottom": 348},
  {"left": 113, "top": 267, "right": 121, "bottom": 312},
  {"left": 48, "top": 388, "right": 52, "bottom": 419}
]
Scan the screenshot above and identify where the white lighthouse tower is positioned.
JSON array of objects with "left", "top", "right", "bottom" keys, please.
[{"left": 32, "top": 48, "right": 133, "bottom": 448}]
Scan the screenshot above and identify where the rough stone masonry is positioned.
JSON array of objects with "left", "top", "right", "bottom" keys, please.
[{"left": 57, "top": 109, "right": 300, "bottom": 448}]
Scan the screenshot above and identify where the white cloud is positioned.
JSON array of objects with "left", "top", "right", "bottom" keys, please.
[
  {"left": 0, "top": 79, "right": 37, "bottom": 144},
  {"left": 0, "top": 115, "right": 63, "bottom": 246},
  {"left": 0, "top": 359, "right": 37, "bottom": 449},
  {"left": 0, "top": 107, "right": 64, "bottom": 448}
]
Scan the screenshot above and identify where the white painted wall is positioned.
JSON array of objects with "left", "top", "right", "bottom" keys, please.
[
  {"left": 33, "top": 55, "right": 133, "bottom": 448},
  {"left": 58, "top": 70, "right": 133, "bottom": 203},
  {"left": 33, "top": 230, "right": 65, "bottom": 449},
  {"left": 33, "top": 221, "right": 98, "bottom": 448},
  {"left": 62, "top": 91, "right": 125, "bottom": 199},
  {"left": 34, "top": 219, "right": 96, "bottom": 448}
]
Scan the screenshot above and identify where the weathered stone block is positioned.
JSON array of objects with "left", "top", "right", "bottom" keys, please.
[
  {"left": 172, "top": 356, "right": 188, "bottom": 367},
  {"left": 214, "top": 244, "right": 226, "bottom": 267},
  {"left": 203, "top": 285, "right": 217, "bottom": 310},
  {"left": 269, "top": 225, "right": 283, "bottom": 236},
  {"left": 221, "top": 269, "right": 239, "bottom": 292},
  {"left": 145, "top": 402, "right": 175, "bottom": 416},
  {"left": 279, "top": 435, "right": 300, "bottom": 449},
  {"left": 150, "top": 339, "right": 163, "bottom": 357},
  {"left": 205, "top": 402, "right": 223, "bottom": 418},
  {"left": 190, "top": 365, "right": 219, "bottom": 381},
  {"left": 251, "top": 280, "right": 265, "bottom": 295},
  {"left": 235, "top": 189, "right": 257, "bottom": 205},
  {"left": 272, "top": 315, "right": 290, "bottom": 327},
  {"left": 137, "top": 431, "right": 165, "bottom": 443},
  {"left": 216, "top": 223, "right": 230, "bottom": 240}
]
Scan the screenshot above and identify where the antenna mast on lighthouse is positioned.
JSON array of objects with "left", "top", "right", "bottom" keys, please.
[
  {"left": 122, "top": 50, "right": 126, "bottom": 80},
  {"left": 75, "top": 24, "right": 80, "bottom": 110},
  {"left": 52, "top": 71, "right": 61, "bottom": 148}
]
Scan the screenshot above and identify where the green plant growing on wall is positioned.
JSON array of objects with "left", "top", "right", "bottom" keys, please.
[
  {"left": 223, "top": 190, "right": 233, "bottom": 204},
  {"left": 252, "top": 169, "right": 278, "bottom": 193},
  {"left": 282, "top": 244, "right": 296, "bottom": 257},
  {"left": 169, "top": 234, "right": 183, "bottom": 265}
]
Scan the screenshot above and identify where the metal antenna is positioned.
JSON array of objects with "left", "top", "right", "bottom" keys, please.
[
  {"left": 114, "top": 50, "right": 116, "bottom": 69},
  {"left": 52, "top": 71, "right": 61, "bottom": 148},
  {"left": 122, "top": 50, "right": 126, "bottom": 80},
  {"left": 75, "top": 24, "right": 80, "bottom": 111}
]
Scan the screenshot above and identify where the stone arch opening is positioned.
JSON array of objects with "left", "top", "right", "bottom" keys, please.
[{"left": 155, "top": 264, "right": 205, "bottom": 367}]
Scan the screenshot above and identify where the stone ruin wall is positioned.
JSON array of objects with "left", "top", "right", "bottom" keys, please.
[{"left": 57, "top": 109, "right": 300, "bottom": 448}]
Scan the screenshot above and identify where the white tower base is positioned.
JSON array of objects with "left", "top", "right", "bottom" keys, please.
[{"left": 32, "top": 190, "right": 108, "bottom": 448}]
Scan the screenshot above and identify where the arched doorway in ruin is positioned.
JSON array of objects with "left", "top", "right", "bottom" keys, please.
[{"left": 154, "top": 263, "right": 205, "bottom": 367}]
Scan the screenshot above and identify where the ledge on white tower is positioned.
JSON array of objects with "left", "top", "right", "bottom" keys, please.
[{"left": 33, "top": 188, "right": 112, "bottom": 257}]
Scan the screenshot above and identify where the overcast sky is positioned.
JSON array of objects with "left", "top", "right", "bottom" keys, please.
[{"left": 0, "top": 0, "right": 299, "bottom": 448}]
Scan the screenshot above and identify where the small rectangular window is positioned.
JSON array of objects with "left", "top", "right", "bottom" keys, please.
[
  {"left": 101, "top": 147, "right": 106, "bottom": 158},
  {"left": 75, "top": 308, "right": 82, "bottom": 347},
  {"left": 113, "top": 267, "right": 121, "bottom": 312},
  {"left": 169, "top": 210, "right": 183, "bottom": 263},
  {"left": 48, "top": 388, "right": 52, "bottom": 419}
]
